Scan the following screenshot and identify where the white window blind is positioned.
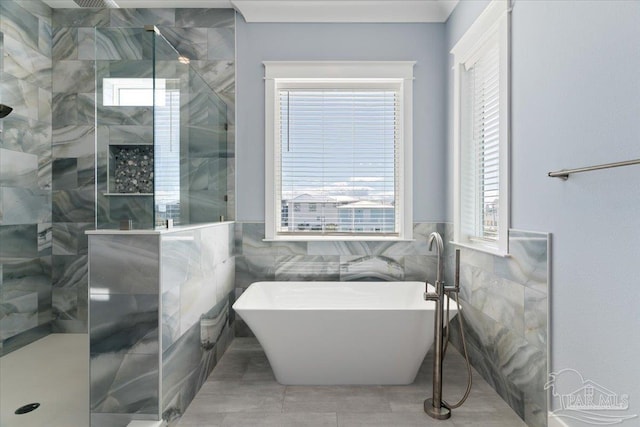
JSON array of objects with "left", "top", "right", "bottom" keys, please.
[
  {"left": 276, "top": 88, "right": 400, "bottom": 236},
  {"left": 461, "top": 41, "right": 500, "bottom": 242}
]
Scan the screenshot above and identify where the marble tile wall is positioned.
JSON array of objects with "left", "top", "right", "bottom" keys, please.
[
  {"left": 0, "top": 0, "right": 53, "bottom": 355},
  {"left": 50, "top": 7, "right": 236, "bottom": 333},
  {"left": 445, "top": 226, "right": 549, "bottom": 427},
  {"left": 88, "top": 222, "right": 236, "bottom": 426}
]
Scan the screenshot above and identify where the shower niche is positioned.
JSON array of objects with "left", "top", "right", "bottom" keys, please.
[
  {"left": 107, "top": 144, "right": 154, "bottom": 195},
  {"left": 95, "top": 27, "right": 229, "bottom": 229}
]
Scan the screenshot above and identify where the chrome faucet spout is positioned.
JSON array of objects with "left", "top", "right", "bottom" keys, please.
[{"left": 428, "top": 232, "right": 445, "bottom": 289}]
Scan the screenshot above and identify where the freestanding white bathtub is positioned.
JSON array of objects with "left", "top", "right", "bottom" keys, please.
[{"left": 232, "top": 281, "right": 457, "bottom": 385}]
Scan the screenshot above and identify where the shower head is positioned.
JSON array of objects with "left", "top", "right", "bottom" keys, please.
[
  {"left": 73, "top": 0, "right": 120, "bottom": 7},
  {"left": 0, "top": 104, "right": 13, "bottom": 118}
]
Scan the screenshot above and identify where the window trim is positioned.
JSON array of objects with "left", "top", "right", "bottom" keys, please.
[
  {"left": 451, "top": 0, "right": 510, "bottom": 256},
  {"left": 264, "top": 61, "right": 415, "bottom": 241}
]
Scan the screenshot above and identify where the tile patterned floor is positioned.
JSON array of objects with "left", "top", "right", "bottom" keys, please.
[{"left": 177, "top": 338, "right": 527, "bottom": 427}]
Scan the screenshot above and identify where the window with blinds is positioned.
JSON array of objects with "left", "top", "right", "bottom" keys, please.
[
  {"left": 461, "top": 42, "right": 500, "bottom": 242},
  {"left": 276, "top": 88, "right": 400, "bottom": 236},
  {"left": 452, "top": 0, "right": 509, "bottom": 255},
  {"left": 264, "top": 61, "right": 414, "bottom": 241}
]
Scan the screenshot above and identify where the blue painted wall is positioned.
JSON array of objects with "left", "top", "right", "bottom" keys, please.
[
  {"left": 236, "top": 15, "right": 447, "bottom": 222},
  {"left": 447, "top": 0, "right": 640, "bottom": 420}
]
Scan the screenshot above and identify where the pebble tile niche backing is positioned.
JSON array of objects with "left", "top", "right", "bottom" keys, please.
[{"left": 111, "top": 145, "right": 154, "bottom": 193}]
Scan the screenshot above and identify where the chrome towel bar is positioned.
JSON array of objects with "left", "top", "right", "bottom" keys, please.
[{"left": 548, "top": 158, "right": 640, "bottom": 180}]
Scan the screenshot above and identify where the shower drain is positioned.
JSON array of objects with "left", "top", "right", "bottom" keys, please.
[{"left": 15, "top": 403, "right": 40, "bottom": 415}]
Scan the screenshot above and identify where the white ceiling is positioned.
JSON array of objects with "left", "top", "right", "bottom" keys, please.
[{"left": 41, "top": 0, "right": 459, "bottom": 23}]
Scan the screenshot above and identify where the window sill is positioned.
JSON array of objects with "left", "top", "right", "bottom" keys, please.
[
  {"left": 450, "top": 240, "right": 510, "bottom": 258},
  {"left": 264, "top": 236, "right": 415, "bottom": 242}
]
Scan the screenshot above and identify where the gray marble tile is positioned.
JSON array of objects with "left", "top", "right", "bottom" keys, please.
[
  {"left": 38, "top": 87, "right": 52, "bottom": 124},
  {"left": 89, "top": 235, "right": 159, "bottom": 295},
  {"left": 110, "top": 8, "right": 175, "bottom": 27},
  {"left": 90, "top": 293, "right": 158, "bottom": 355},
  {"left": 0, "top": 224, "right": 38, "bottom": 260},
  {"left": 185, "top": 190, "right": 227, "bottom": 224},
  {"left": 207, "top": 28, "right": 234, "bottom": 60},
  {"left": 235, "top": 256, "right": 276, "bottom": 288},
  {"left": 52, "top": 222, "right": 91, "bottom": 255},
  {"left": 97, "top": 193, "right": 154, "bottom": 230},
  {"left": 339, "top": 255, "right": 404, "bottom": 281},
  {"left": 494, "top": 230, "right": 549, "bottom": 294},
  {"left": 3, "top": 35, "right": 52, "bottom": 90},
  {"left": 52, "top": 27, "right": 77, "bottom": 60},
  {"left": 162, "top": 319, "right": 218, "bottom": 421},
  {"left": 0, "top": 0, "right": 40, "bottom": 54},
  {"left": 107, "top": 125, "right": 153, "bottom": 145},
  {"left": 524, "top": 287, "right": 547, "bottom": 351},
  {"left": 185, "top": 125, "right": 227, "bottom": 157},
  {"left": 39, "top": 18, "right": 52, "bottom": 57},
  {"left": 275, "top": 256, "right": 340, "bottom": 281},
  {"left": 95, "top": 27, "right": 144, "bottom": 60},
  {"left": 53, "top": 8, "right": 110, "bottom": 28},
  {"left": 458, "top": 263, "right": 525, "bottom": 337},
  {"left": 0, "top": 72, "right": 39, "bottom": 120},
  {"left": 52, "top": 157, "right": 77, "bottom": 189},
  {"left": 77, "top": 153, "right": 94, "bottom": 188},
  {"left": 52, "top": 92, "right": 78, "bottom": 126},
  {"left": 90, "top": 351, "right": 159, "bottom": 414},
  {"left": 15, "top": 0, "right": 52, "bottom": 24},
  {"left": 403, "top": 255, "right": 437, "bottom": 282},
  {"left": 0, "top": 290, "right": 39, "bottom": 340},
  {"left": 52, "top": 188, "right": 94, "bottom": 222},
  {"left": 307, "top": 241, "right": 380, "bottom": 256},
  {"left": 77, "top": 27, "right": 96, "bottom": 60},
  {"left": 448, "top": 299, "right": 543, "bottom": 422},
  {"left": 162, "top": 284, "right": 180, "bottom": 352},
  {"left": 52, "top": 286, "right": 78, "bottom": 320},
  {"left": 52, "top": 125, "right": 95, "bottom": 157},
  {"left": 0, "top": 115, "right": 51, "bottom": 155},
  {"left": 1, "top": 256, "right": 52, "bottom": 319},
  {"left": 97, "top": 105, "right": 153, "bottom": 126},
  {"left": 37, "top": 222, "right": 52, "bottom": 255},
  {"left": 52, "top": 254, "right": 88, "bottom": 290},
  {"left": 0, "top": 187, "right": 51, "bottom": 225},
  {"left": 52, "top": 59, "right": 95, "bottom": 93},
  {"left": 189, "top": 60, "right": 234, "bottom": 98},
  {"left": 159, "top": 27, "right": 208, "bottom": 61},
  {"left": 0, "top": 148, "right": 38, "bottom": 188},
  {"left": 175, "top": 8, "right": 235, "bottom": 28}
]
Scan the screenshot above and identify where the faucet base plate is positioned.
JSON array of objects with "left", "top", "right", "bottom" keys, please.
[{"left": 424, "top": 398, "right": 451, "bottom": 420}]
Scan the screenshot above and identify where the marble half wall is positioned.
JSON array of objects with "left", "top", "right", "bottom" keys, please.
[
  {"left": 446, "top": 227, "right": 550, "bottom": 427},
  {"left": 88, "top": 222, "right": 235, "bottom": 427},
  {"left": 0, "top": 0, "right": 53, "bottom": 355}
]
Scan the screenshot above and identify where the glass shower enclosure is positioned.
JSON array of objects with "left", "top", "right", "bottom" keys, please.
[{"left": 95, "top": 26, "right": 228, "bottom": 229}]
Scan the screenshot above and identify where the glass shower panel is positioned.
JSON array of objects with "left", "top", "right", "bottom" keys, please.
[
  {"left": 153, "top": 30, "right": 228, "bottom": 227},
  {"left": 95, "top": 27, "right": 155, "bottom": 229},
  {"left": 95, "top": 27, "right": 228, "bottom": 229}
]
